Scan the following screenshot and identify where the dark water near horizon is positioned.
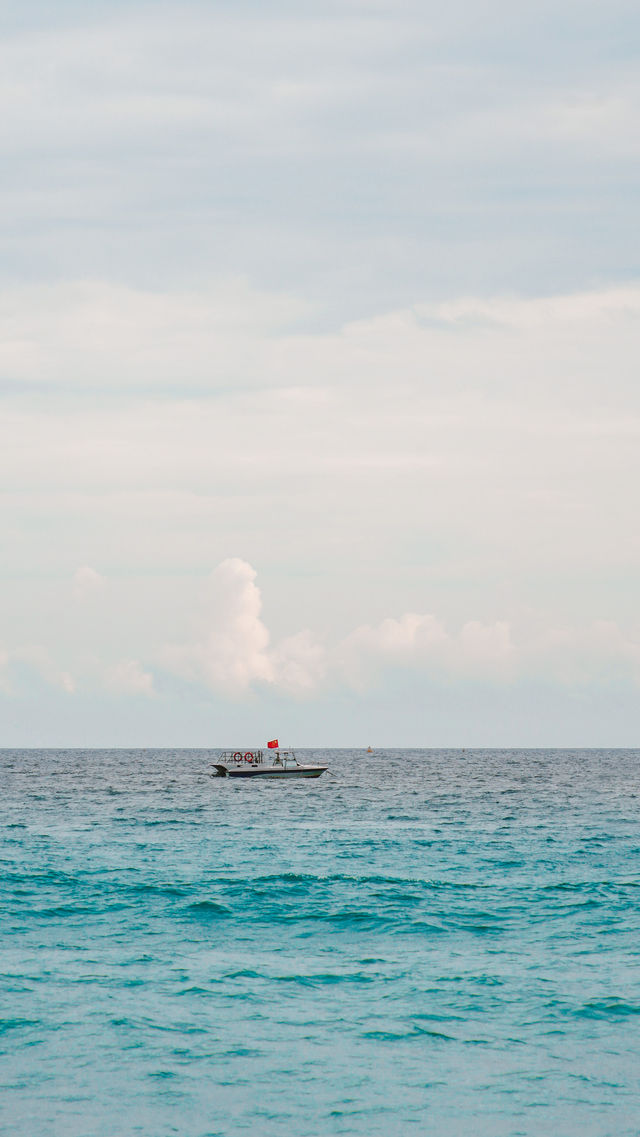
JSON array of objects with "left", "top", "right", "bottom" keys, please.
[{"left": 1, "top": 748, "right": 639, "bottom": 1136}]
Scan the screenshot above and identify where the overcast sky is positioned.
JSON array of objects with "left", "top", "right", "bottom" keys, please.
[{"left": 2, "top": 0, "right": 640, "bottom": 746}]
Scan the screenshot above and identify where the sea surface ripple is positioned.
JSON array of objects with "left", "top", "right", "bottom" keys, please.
[{"left": 1, "top": 748, "right": 639, "bottom": 1136}]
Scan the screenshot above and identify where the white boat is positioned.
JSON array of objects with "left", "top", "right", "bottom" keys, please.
[{"left": 211, "top": 748, "right": 327, "bottom": 780}]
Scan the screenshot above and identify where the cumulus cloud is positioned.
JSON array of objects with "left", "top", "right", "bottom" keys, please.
[
  {"left": 270, "top": 630, "right": 328, "bottom": 693},
  {"left": 161, "top": 558, "right": 324, "bottom": 696},
  {"left": 339, "top": 612, "right": 640, "bottom": 692},
  {"left": 339, "top": 613, "right": 640, "bottom": 692},
  {"left": 73, "top": 565, "right": 106, "bottom": 599},
  {"left": 339, "top": 613, "right": 514, "bottom": 688},
  {"left": 158, "top": 560, "right": 640, "bottom": 699},
  {"left": 11, "top": 646, "right": 75, "bottom": 693},
  {"left": 161, "top": 559, "right": 274, "bottom": 695},
  {"left": 104, "top": 659, "right": 155, "bottom": 697},
  {"left": 4, "top": 559, "right": 640, "bottom": 707}
]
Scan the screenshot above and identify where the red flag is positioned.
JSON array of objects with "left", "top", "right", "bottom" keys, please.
[{"left": 267, "top": 739, "right": 279, "bottom": 749}]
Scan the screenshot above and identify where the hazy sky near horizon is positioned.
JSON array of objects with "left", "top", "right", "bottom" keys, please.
[{"left": 2, "top": 0, "right": 640, "bottom": 745}]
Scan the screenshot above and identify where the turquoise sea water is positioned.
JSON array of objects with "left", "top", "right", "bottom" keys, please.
[{"left": 1, "top": 748, "right": 639, "bottom": 1136}]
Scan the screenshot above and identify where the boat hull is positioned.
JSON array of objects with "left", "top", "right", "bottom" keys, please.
[{"left": 212, "top": 764, "right": 327, "bottom": 779}]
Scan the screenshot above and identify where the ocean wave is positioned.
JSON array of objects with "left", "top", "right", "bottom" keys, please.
[
  {"left": 182, "top": 899, "right": 231, "bottom": 918},
  {"left": 574, "top": 999, "right": 640, "bottom": 1020},
  {"left": 0, "top": 1018, "right": 40, "bottom": 1034},
  {"left": 361, "top": 1025, "right": 454, "bottom": 1043}
]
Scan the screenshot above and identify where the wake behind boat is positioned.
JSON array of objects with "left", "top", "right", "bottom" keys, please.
[{"left": 211, "top": 746, "right": 327, "bottom": 780}]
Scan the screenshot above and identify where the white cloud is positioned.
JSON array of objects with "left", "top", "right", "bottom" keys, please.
[
  {"left": 2, "top": 280, "right": 639, "bottom": 606},
  {"left": 338, "top": 613, "right": 640, "bottom": 693},
  {"left": 161, "top": 558, "right": 326, "bottom": 697},
  {"left": 104, "top": 659, "right": 155, "bottom": 697},
  {"left": 1, "top": 276, "right": 639, "bottom": 724},
  {"left": 4, "top": 559, "right": 640, "bottom": 711},
  {"left": 161, "top": 559, "right": 274, "bottom": 695},
  {"left": 0, "top": 279, "right": 307, "bottom": 391},
  {"left": 157, "top": 560, "right": 640, "bottom": 698},
  {"left": 339, "top": 613, "right": 514, "bottom": 688},
  {"left": 2, "top": 279, "right": 639, "bottom": 413},
  {"left": 270, "top": 630, "right": 328, "bottom": 694},
  {"left": 0, "top": 643, "right": 153, "bottom": 700},
  {"left": 73, "top": 565, "right": 106, "bottom": 599},
  {"left": 11, "top": 645, "right": 75, "bottom": 693}
]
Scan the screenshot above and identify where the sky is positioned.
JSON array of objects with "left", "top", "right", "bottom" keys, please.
[{"left": 2, "top": 0, "right": 640, "bottom": 746}]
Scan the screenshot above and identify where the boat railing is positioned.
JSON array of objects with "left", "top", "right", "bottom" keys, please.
[
  {"left": 218, "top": 749, "right": 264, "bottom": 766},
  {"left": 216, "top": 749, "right": 299, "bottom": 767}
]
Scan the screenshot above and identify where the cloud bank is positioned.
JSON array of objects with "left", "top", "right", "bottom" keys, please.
[{"left": 157, "top": 559, "right": 640, "bottom": 698}]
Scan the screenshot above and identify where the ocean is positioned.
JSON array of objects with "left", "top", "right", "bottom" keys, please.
[{"left": 1, "top": 748, "right": 639, "bottom": 1136}]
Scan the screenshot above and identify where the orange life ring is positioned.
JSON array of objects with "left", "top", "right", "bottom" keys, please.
[
  {"left": 233, "top": 751, "right": 243, "bottom": 764},
  {"left": 244, "top": 751, "right": 254, "bottom": 764}
]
